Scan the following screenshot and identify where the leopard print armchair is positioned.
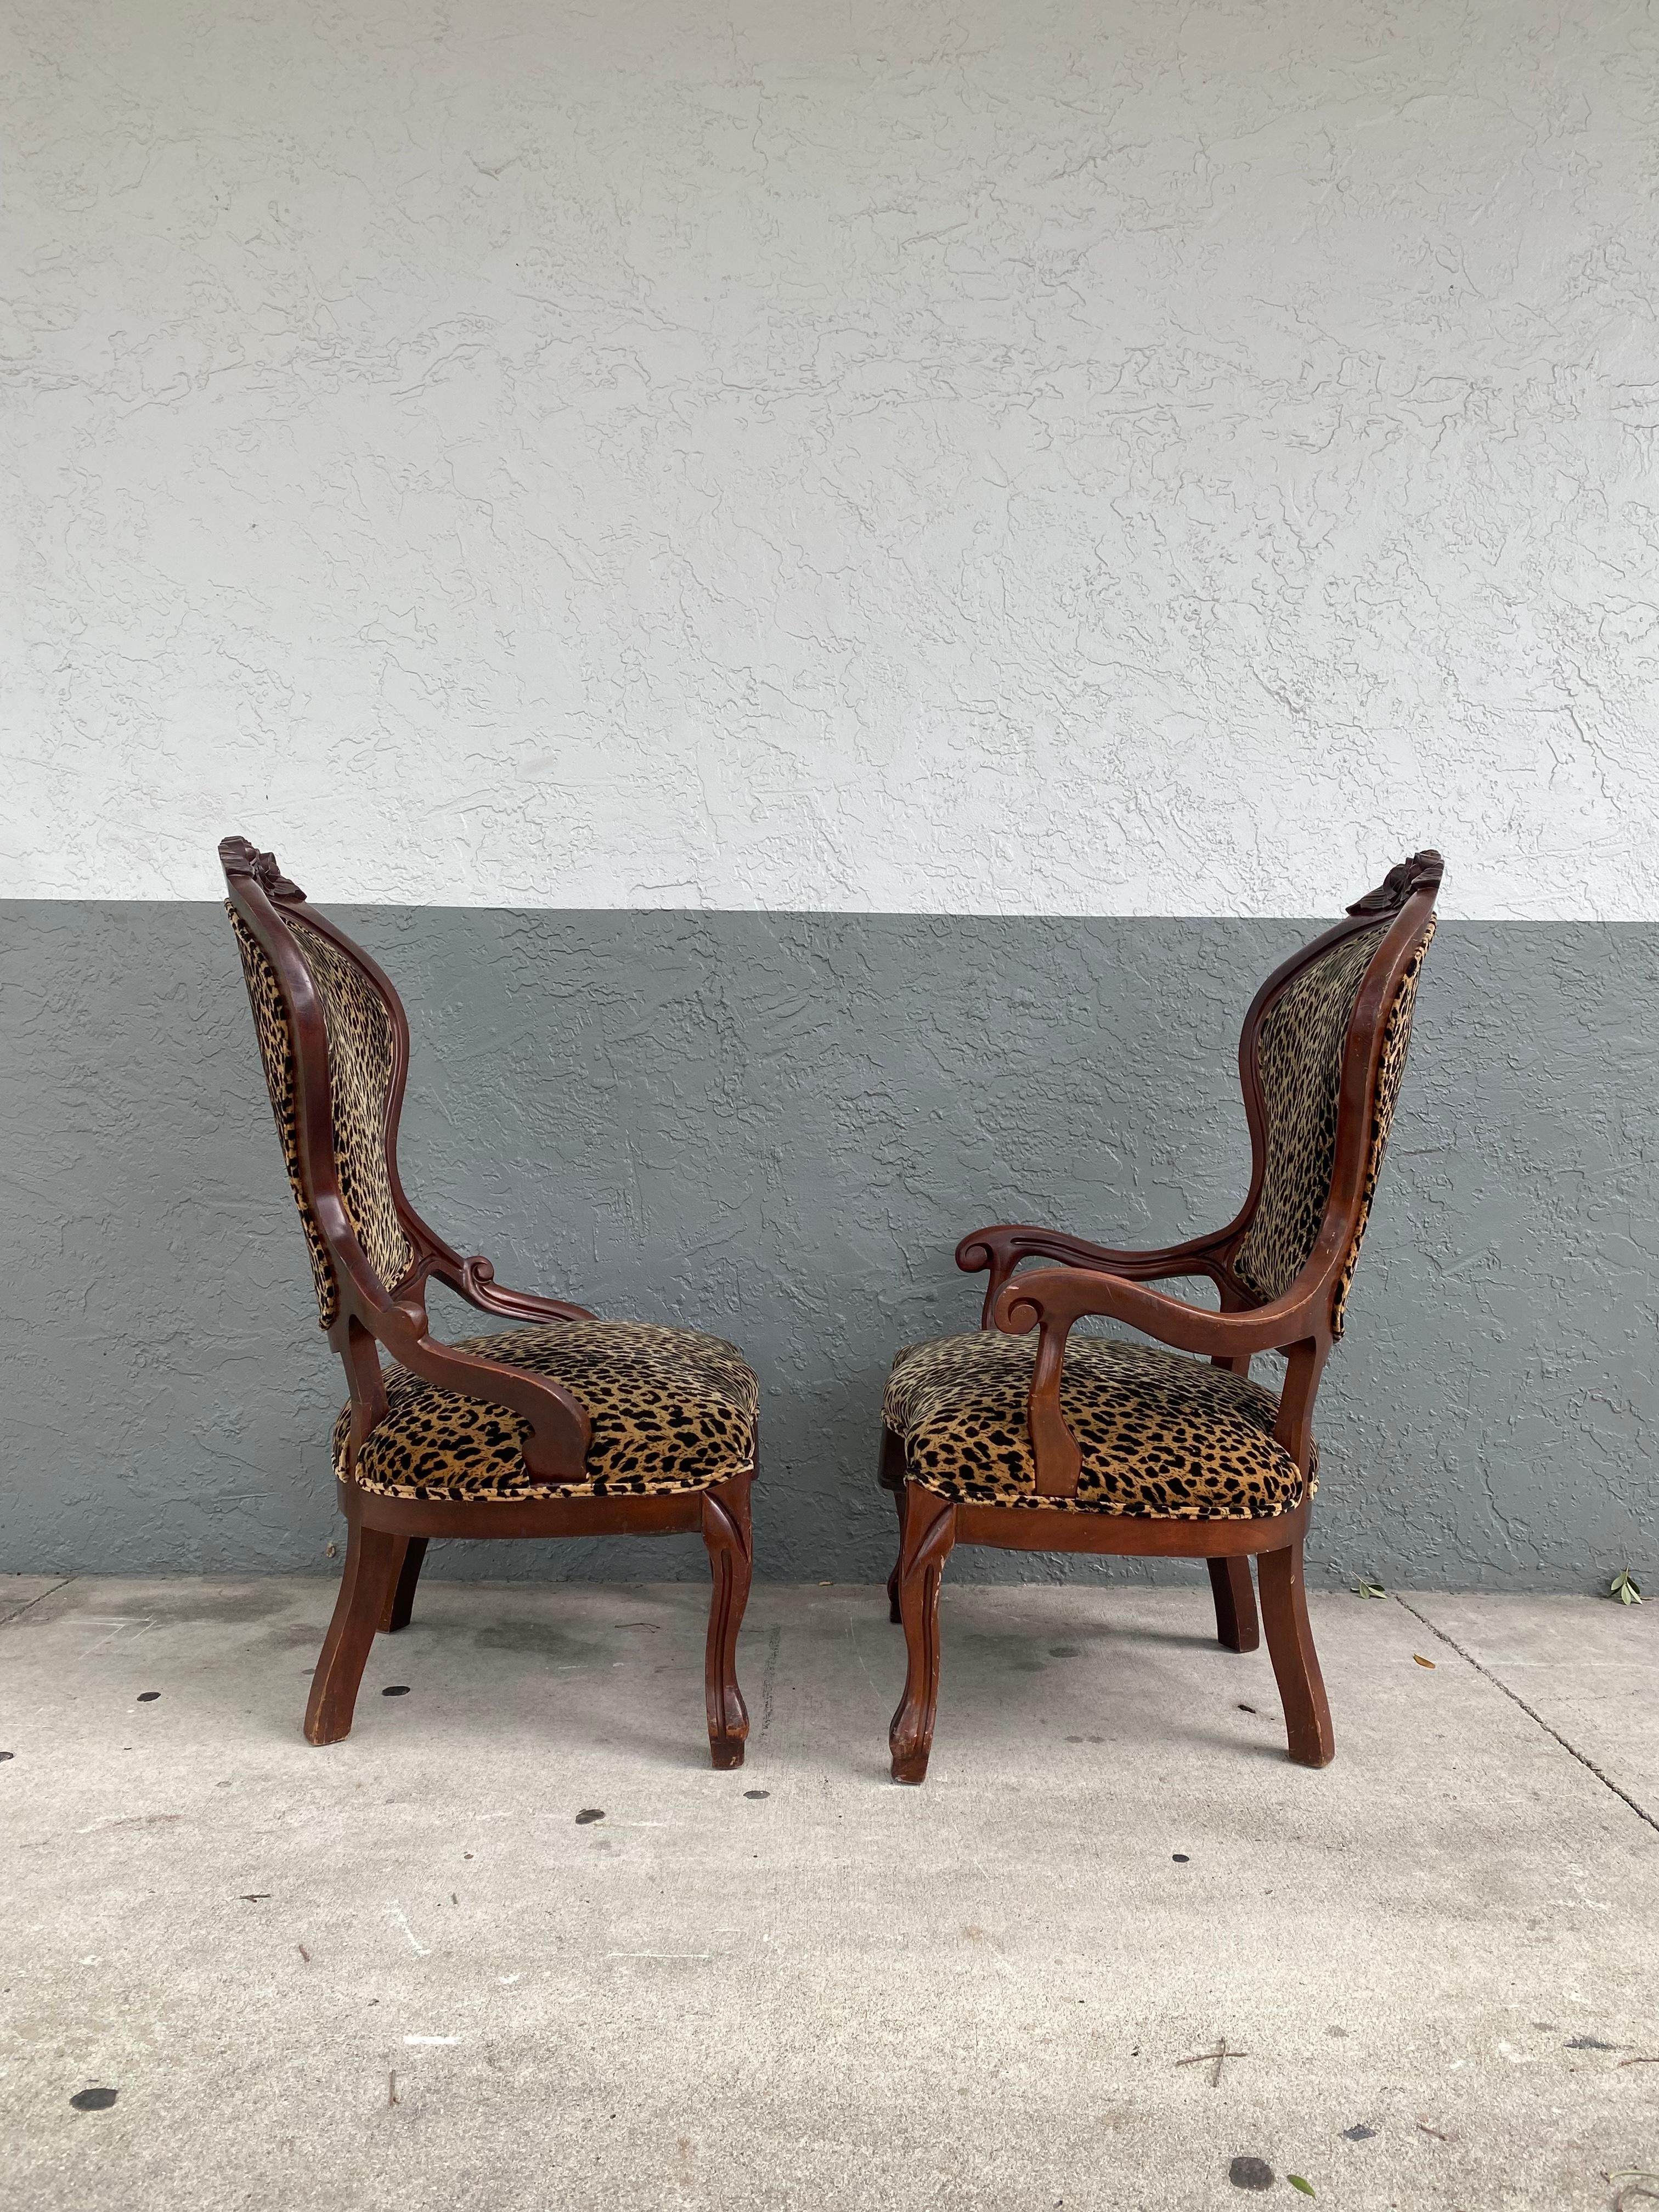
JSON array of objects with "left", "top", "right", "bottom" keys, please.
[
  {"left": 878, "top": 852, "right": 1443, "bottom": 1784},
  {"left": 219, "top": 836, "right": 757, "bottom": 1767}
]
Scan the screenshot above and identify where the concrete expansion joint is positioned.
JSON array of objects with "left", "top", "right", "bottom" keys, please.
[
  {"left": 0, "top": 1576, "right": 78, "bottom": 1628},
  {"left": 1391, "top": 1593, "right": 1659, "bottom": 1838}
]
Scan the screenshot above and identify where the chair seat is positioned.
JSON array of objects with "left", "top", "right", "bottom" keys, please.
[
  {"left": 335, "top": 1321, "right": 759, "bottom": 1502},
  {"left": 884, "top": 1331, "right": 1312, "bottom": 1519}
]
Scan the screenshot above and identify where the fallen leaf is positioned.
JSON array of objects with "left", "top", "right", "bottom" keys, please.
[
  {"left": 1354, "top": 1581, "right": 1386, "bottom": 1599},
  {"left": 1413, "top": 1655, "right": 1436, "bottom": 1669},
  {"left": 1610, "top": 1569, "right": 1643, "bottom": 1606},
  {"left": 1288, "top": 2179, "right": 1316, "bottom": 2198}
]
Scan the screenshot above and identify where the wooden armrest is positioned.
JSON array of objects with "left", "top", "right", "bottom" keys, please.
[
  {"left": 318, "top": 1210, "right": 591, "bottom": 1483},
  {"left": 427, "top": 1251, "right": 596, "bottom": 1325},
  {"left": 956, "top": 1222, "right": 1232, "bottom": 1328},
  {"left": 388, "top": 1323, "right": 591, "bottom": 1482},
  {"left": 987, "top": 1266, "right": 1322, "bottom": 1499}
]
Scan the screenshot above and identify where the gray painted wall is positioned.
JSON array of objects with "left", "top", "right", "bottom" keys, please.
[{"left": 2, "top": 903, "right": 1652, "bottom": 1591}]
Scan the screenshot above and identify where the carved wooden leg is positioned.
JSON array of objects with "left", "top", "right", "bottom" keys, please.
[
  {"left": 889, "top": 1483, "right": 956, "bottom": 1785},
  {"left": 1207, "top": 1555, "right": 1260, "bottom": 1652},
  {"left": 701, "top": 1471, "right": 754, "bottom": 1770},
  {"left": 1257, "top": 1540, "right": 1335, "bottom": 1768},
  {"left": 304, "top": 1521, "right": 400, "bottom": 1746},
  {"left": 883, "top": 1430, "right": 909, "bottom": 1624},
  {"left": 380, "top": 1536, "right": 428, "bottom": 1634}
]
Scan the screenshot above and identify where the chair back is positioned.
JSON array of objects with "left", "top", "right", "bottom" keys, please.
[
  {"left": 1229, "top": 852, "right": 1441, "bottom": 1335},
  {"left": 221, "top": 839, "right": 414, "bottom": 1327}
]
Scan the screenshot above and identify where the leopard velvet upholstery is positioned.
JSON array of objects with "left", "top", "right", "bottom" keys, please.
[
  {"left": 227, "top": 905, "right": 413, "bottom": 1324},
  {"left": 1232, "top": 921, "right": 1390, "bottom": 1306},
  {"left": 228, "top": 906, "right": 341, "bottom": 1323},
  {"left": 334, "top": 1321, "right": 759, "bottom": 1500},
  {"left": 1332, "top": 919, "right": 1435, "bottom": 1335},
  {"left": 884, "top": 1331, "right": 1310, "bottom": 1519}
]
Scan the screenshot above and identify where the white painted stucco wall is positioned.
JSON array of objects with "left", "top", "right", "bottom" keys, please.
[{"left": 4, "top": 1, "right": 1656, "bottom": 917}]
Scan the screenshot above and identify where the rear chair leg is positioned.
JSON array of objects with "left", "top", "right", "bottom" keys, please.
[
  {"left": 887, "top": 1482, "right": 908, "bottom": 1626},
  {"left": 889, "top": 1483, "right": 956, "bottom": 1785},
  {"left": 1207, "top": 1556, "right": 1260, "bottom": 1652},
  {"left": 381, "top": 1536, "right": 428, "bottom": 1633},
  {"left": 305, "top": 1522, "right": 400, "bottom": 1746},
  {"left": 701, "top": 1472, "right": 754, "bottom": 1770},
  {"left": 1258, "top": 1540, "right": 1335, "bottom": 1767},
  {"left": 881, "top": 1426, "right": 907, "bottom": 1623}
]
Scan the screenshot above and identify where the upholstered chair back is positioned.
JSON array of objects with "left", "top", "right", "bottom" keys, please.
[
  {"left": 227, "top": 897, "right": 414, "bottom": 1326},
  {"left": 1232, "top": 913, "right": 1436, "bottom": 1333}
]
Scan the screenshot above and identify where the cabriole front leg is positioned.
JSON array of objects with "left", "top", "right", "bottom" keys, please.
[
  {"left": 701, "top": 1471, "right": 754, "bottom": 1770},
  {"left": 889, "top": 1482, "right": 957, "bottom": 1785}
]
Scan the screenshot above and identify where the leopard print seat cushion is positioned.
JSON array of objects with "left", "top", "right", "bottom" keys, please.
[
  {"left": 335, "top": 1321, "right": 758, "bottom": 1501},
  {"left": 884, "top": 1331, "right": 1311, "bottom": 1519}
]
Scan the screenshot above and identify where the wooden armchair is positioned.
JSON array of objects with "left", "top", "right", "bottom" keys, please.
[
  {"left": 219, "top": 838, "right": 755, "bottom": 1766},
  {"left": 878, "top": 852, "right": 1442, "bottom": 1782}
]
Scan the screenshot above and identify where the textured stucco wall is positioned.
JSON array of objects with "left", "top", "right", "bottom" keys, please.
[
  {"left": 4, "top": 0, "right": 1658, "bottom": 916},
  {"left": 2, "top": 902, "right": 1652, "bottom": 1590},
  {"left": 4, "top": 5, "right": 1655, "bottom": 1590}
]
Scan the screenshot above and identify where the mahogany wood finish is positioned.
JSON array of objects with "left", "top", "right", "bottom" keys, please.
[
  {"left": 889, "top": 1487, "right": 957, "bottom": 1786},
  {"left": 882, "top": 851, "right": 1442, "bottom": 1782},
  {"left": 381, "top": 1536, "right": 427, "bottom": 1635},
  {"left": 220, "top": 837, "right": 754, "bottom": 1766},
  {"left": 1207, "top": 1556, "right": 1259, "bottom": 1655}
]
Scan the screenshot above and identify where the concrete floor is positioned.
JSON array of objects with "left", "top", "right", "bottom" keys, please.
[{"left": 2, "top": 1572, "right": 1656, "bottom": 2211}]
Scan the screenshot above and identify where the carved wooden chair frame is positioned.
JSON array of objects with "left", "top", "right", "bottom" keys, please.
[
  {"left": 880, "top": 852, "right": 1443, "bottom": 1782},
  {"left": 220, "top": 837, "right": 752, "bottom": 1766}
]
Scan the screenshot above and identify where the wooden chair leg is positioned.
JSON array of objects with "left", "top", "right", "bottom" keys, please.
[
  {"left": 701, "top": 1472, "right": 754, "bottom": 1770},
  {"left": 1257, "top": 1540, "right": 1335, "bottom": 1768},
  {"left": 887, "top": 1483, "right": 907, "bottom": 1626},
  {"left": 889, "top": 1483, "right": 956, "bottom": 1785},
  {"left": 304, "top": 1522, "right": 400, "bottom": 1746},
  {"left": 380, "top": 1536, "right": 428, "bottom": 1634},
  {"left": 881, "top": 1426, "right": 906, "bottom": 1623},
  {"left": 1207, "top": 1555, "right": 1260, "bottom": 1652}
]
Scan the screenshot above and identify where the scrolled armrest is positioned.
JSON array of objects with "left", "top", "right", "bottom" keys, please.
[
  {"left": 987, "top": 1266, "right": 1324, "bottom": 1499},
  {"left": 956, "top": 1221, "right": 1231, "bottom": 1327},
  {"left": 412, "top": 1340, "right": 589, "bottom": 1481},
  {"left": 324, "top": 1228, "right": 591, "bottom": 1483},
  {"left": 991, "top": 1267, "right": 1314, "bottom": 1361},
  {"left": 434, "top": 1252, "right": 596, "bottom": 1325}
]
